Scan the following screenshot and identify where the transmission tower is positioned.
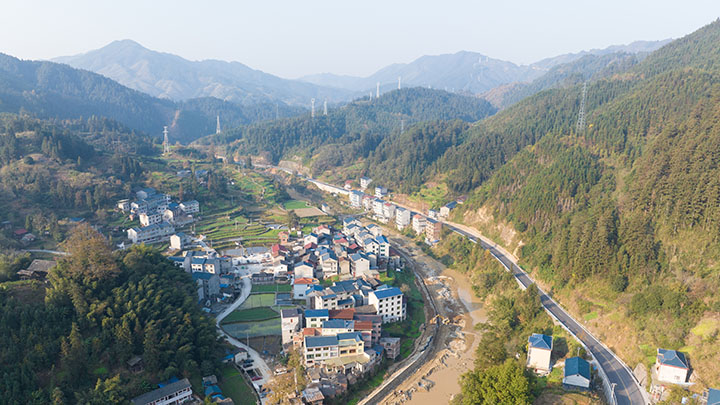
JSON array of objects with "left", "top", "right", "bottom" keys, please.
[
  {"left": 376, "top": 82, "right": 380, "bottom": 98},
  {"left": 398, "top": 76, "right": 402, "bottom": 90},
  {"left": 163, "top": 126, "right": 169, "bottom": 154},
  {"left": 576, "top": 82, "right": 587, "bottom": 134},
  {"left": 400, "top": 119, "right": 405, "bottom": 134},
  {"left": 311, "top": 98, "right": 315, "bottom": 118},
  {"left": 216, "top": 115, "right": 221, "bottom": 134},
  {"left": 323, "top": 99, "right": 328, "bottom": 116}
]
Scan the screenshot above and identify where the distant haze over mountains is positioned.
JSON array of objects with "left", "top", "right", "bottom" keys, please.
[
  {"left": 53, "top": 40, "right": 353, "bottom": 106},
  {"left": 52, "top": 39, "right": 671, "bottom": 107},
  {"left": 300, "top": 40, "right": 672, "bottom": 94}
]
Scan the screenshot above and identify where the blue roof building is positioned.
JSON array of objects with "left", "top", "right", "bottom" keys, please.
[
  {"left": 372, "top": 287, "right": 402, "bottom": 300},
  {"left": 656, "top": 348, "right": 689, "bottom": 369},
  {"left": 707, "top": 388, "right": 720, "bottom": 405},
  {"left": 304, "top": 309, "right": 330, "bottom": 319},
  {"left": 305, "top": 335, "right": 338, "bottom": 348},
  {"left": 563, "top": 357, "right": 591, "bottom": 389},
  {"left": 528, "top": 333, "right": 553, "bottom": 350}
]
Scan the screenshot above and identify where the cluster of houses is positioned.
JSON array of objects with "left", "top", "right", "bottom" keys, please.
[
  {"left": 167, "top": 251, "right": 236, "bottom": 305},
  {"left": 346, "top": 177, "right": 461, "bottom": 244},
  {"left": 118, "top": 187, "right": 199, "bottom": 245},
  {"left": 246, "top": 219, "right": 407, "bottom": 401},
  {"left": 525, "top": 332, "right": 720, "bottom": 401}
]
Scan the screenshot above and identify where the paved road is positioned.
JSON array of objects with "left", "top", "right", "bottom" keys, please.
[
  {"left": 215, "top": 265, "right": 272, "bottom": 399},
  {"left": 23, "top": 249, "right": 69, "bottom": 256},
  {"left": 445, "top": 222, "right": 647, "bottom": 405},
  {"left": 254, "top": 165, "right": 649, "bottom": 404}
]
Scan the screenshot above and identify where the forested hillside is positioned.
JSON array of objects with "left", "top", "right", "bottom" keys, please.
[
  {"left": 452, "top": 20, "right": 720, "bottom": 386},
  {"left": 0, "top": 225, "right": 217, "bottom": 404},
  {"left": 0, "top": 54, "right": 305, "bottom": 144},
  {"left": 211, "top": 87, "right": 496, "bottom": 166}
]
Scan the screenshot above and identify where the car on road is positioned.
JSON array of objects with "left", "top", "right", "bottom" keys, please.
[{"left": 251, "top": 376, "right": 262, "bottom": 381}]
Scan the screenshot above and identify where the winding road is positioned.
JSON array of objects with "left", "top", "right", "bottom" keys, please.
[
  {"left": 444, "top": 222, "right": 648, "bottom": 405},
  {"left": 253, "top": 165, "right": 649, "bottom": 404}
]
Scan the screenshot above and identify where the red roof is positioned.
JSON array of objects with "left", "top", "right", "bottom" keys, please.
[
  {"left": 294, "top": 278, "right": 316, "bottom": 285},
  {"left": 354, "top": 320, "right": 373, "bottom": 330},
  {"left": 329, "top": 308, "right": 355, "bottom": 320},
  {"left": 302, "top": 328, "right": 320, "bottom": 336},
  {"left": 14, "top": 228, "right": 28, "bottom": 236},
  {"left": 304, "top": 242, "right": 317, "bottom": 250}
]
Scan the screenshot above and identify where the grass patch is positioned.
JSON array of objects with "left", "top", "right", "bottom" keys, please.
[
  {"left": 221, "top": 307, "right": 279, "bottom": 324},
  {"left": 283, "top": 200, "right": 311, "bottom": 210},
  {"left": 382, "top": 269, "right": 425, "bottom": 359},
  {"left": 583, "top": 311, "right": 598, "bottom": 321},
  {"left": 547, "top": 366, "right": 564, "bottom": 384},
  {"left": 690, "top": 318, "right": 719, "bottom": 338},
  {"left": 219, "top": 364, "right": 256, "bottom": 405},
  {"left": 251, "top": 284, "right": 292, "bottom": 293}
]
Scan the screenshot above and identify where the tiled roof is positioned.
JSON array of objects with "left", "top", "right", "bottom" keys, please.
[
  {"left": 528, "top": 333, "right": 553, "bottom": 350},
  {"left": 305, "top": 335, "right": 338, "bottom": 348},
  {"left": 372, "top": 287, "right": 402, "bottom": 299},
  {"left": 657, "top": 348, "right": 689, "bottom": 369},
  {"left": 564, "top": 356, "right": 590, "bottom": 380},
  {"left": 304, "top": 309, "right": 329, "bottom": 318}
]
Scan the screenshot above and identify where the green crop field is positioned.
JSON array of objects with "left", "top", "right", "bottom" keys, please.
[
  {"left": 223, "top": 318, "right": 281, "bottom": 338},
  {"left": 219, "top": 365, "right": 255, "bottom": 405},
  {"left": 221, "top": 307, "right": 279, "bottom": 324},
  {"left": 240, "top": 293, "right": 276, "bottom": 309},
  {"left": 284, "top": 200, "right": 311, "bottom": 210},
  {"left": 251, "top": 284, "right": 292, "bottom": 293}
]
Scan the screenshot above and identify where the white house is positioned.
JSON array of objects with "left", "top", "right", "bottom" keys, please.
[
  {"left": 412, "top": 214, "right": 426, "bottom": 235},
  {"left": 527, "top": 333, "right": 553, "bottom": 373},
  {"left": 304, "top": 335, "right": 339, "bottom": 367},
  {"left": 427, "top": 209, "right": 439, "bottom": 220},
  {"left": 372, "top": 199, "right": 384, "bottom": 217},
  {"left": 139, "top": 213, "right": 162, "bottom": 227},
  {"left": 395, "top": 207, "right": 411, "bottom": 230},
  {"left": 349, "top": 191, "right": 363, "bottom": 208},
  {"left": 293, "top": 278, "right": 316, "bottom": 299},
  {"left": 127, "top": 222, "right": 175, "bottom": 244},
  {"left": 294, "top": 262, "right": 315, "bottom": 279},
  {"left": 374, "top": 186, "right": 388, "bottom": 198},
  {"left": 130, "top": 378, "right": 192, "bottom": 405},
  {"left": 563, "top": 356, "right": 591, "bottom": 389},
  {"left": 281, "top": 308, "right": 303, "bottom": 347},
  {"left": 304, "top": 309, "right": 330, "bottom": 329},
  {"left": 349, "top": 253, "right": 371, "bottom": 278},
  {"left": 656, "top": 348, "right": 689, "bottom": 384},
  {"left": 375, "top": 235, "right": 390, "bottom": 258},
  {"left": 381, "top": 203, "right": 396, "bottom": 223},
  {"left": 360, "top": 177, "right": 372, "bottom": 190},
  {"left": 180, "top": 200, "right": 199, "bottom": 214},
  {"left": 440, "top": 201, "right": 457, "bottom": 219},
  {"left": 170, "top": 232, "right": 191, "bottom": 250},
  {"left": 369, "top": 287, "right": 405, "bottom": 323}
]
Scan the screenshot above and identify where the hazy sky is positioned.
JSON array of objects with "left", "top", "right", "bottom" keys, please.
[{"left": 1, "top": 1, "right": 719, "bottom": 78}]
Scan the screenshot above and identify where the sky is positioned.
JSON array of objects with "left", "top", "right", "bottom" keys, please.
[{"left": 0, "top": 0, "right": 719, "bottom": 79}]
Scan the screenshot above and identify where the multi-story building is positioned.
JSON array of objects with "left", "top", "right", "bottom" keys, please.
[
  {"left": 304, "top": 335, "right": 339, "bottom": 366},
  {"left": 193, "top": 271, "right": 220, "bottom": 301},
  {"left": 379, "top": 337, "right": 401, "bottom": 359},
  {"left": 527, "top": 333, "right": 553, "bottom": 373},
  {"left": 349, "top": 191, "right": 363, "bottom": 208},
  {"left": 127, "top": 222, "right": 175, "bottom": 244},
  {"left": 139, "top": 213, "right": 162, "bottom": 227},
  {"left": 425, "top": 218, "right": 442, "bottom": 242},
  {"left": 305, "top": 309, "right": 330, "bottom": 328},
  {"left": 412, "top": 214, "right": 426, "bottom": 235},
  {"left": 375, "top": 235, "right": 390, "bottom": 259},
  {"left": 381, "top": 203, "right": 396, "bottom": 223},
  {"left": 368, "top": 287, "right": 405, "bottom": 323},
  {"left": 374, "top": 186, "right": 387, "bottom": 198},
  {"left": 179, "top": 200, "right": 200, "bottom": 214},
  {"left": 281, "top": 308, "right": 303, "bottom": 347},
  {"left": 321, "top": 319, "right": 355, "bottom": 336},
  {"left": 360, "top": 177, "right": 372, "bottom": 190},
  {"left": 349, "top": 253, "right": 371, "bottom": 278},
  {"left": 395, "top": 207, "right": 411, "bottom": 230},
  {"left": 656, "top": 348, "right": 689, "bottom": 384},
  {"left": 337, "top": 332, "right": 364, "bottom": 358}
]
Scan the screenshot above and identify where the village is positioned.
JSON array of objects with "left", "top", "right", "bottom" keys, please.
[{"left": 8, "top": 168, "right": 717, "bottom": 405}]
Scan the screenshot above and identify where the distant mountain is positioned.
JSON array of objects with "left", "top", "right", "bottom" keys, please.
[
  {"left": 301, "top": 51, "right": 544, "bottom": 94},
  {"left": 482, "top": 51, "right": 644, "bottom": 109},
  {"left": 0, "top": 53, "right": 305, "bottom": 144},
  {"left": 53, "top": 40, "right": 352, "bottom": 106},
  {"left": 300, "top": 40, "right": 671, "bottom": 95},
  {"left": 531, "top": 39, "right": 672, "bottom": 70}
]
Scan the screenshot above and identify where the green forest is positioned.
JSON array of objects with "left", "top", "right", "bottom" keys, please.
[{"left": 0, "top": 225, "right": 217, "bottom": 404}]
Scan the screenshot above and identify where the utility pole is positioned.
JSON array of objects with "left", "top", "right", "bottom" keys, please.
[{"left": 163, "top": 126, "right": 169, "bottom": 154}]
